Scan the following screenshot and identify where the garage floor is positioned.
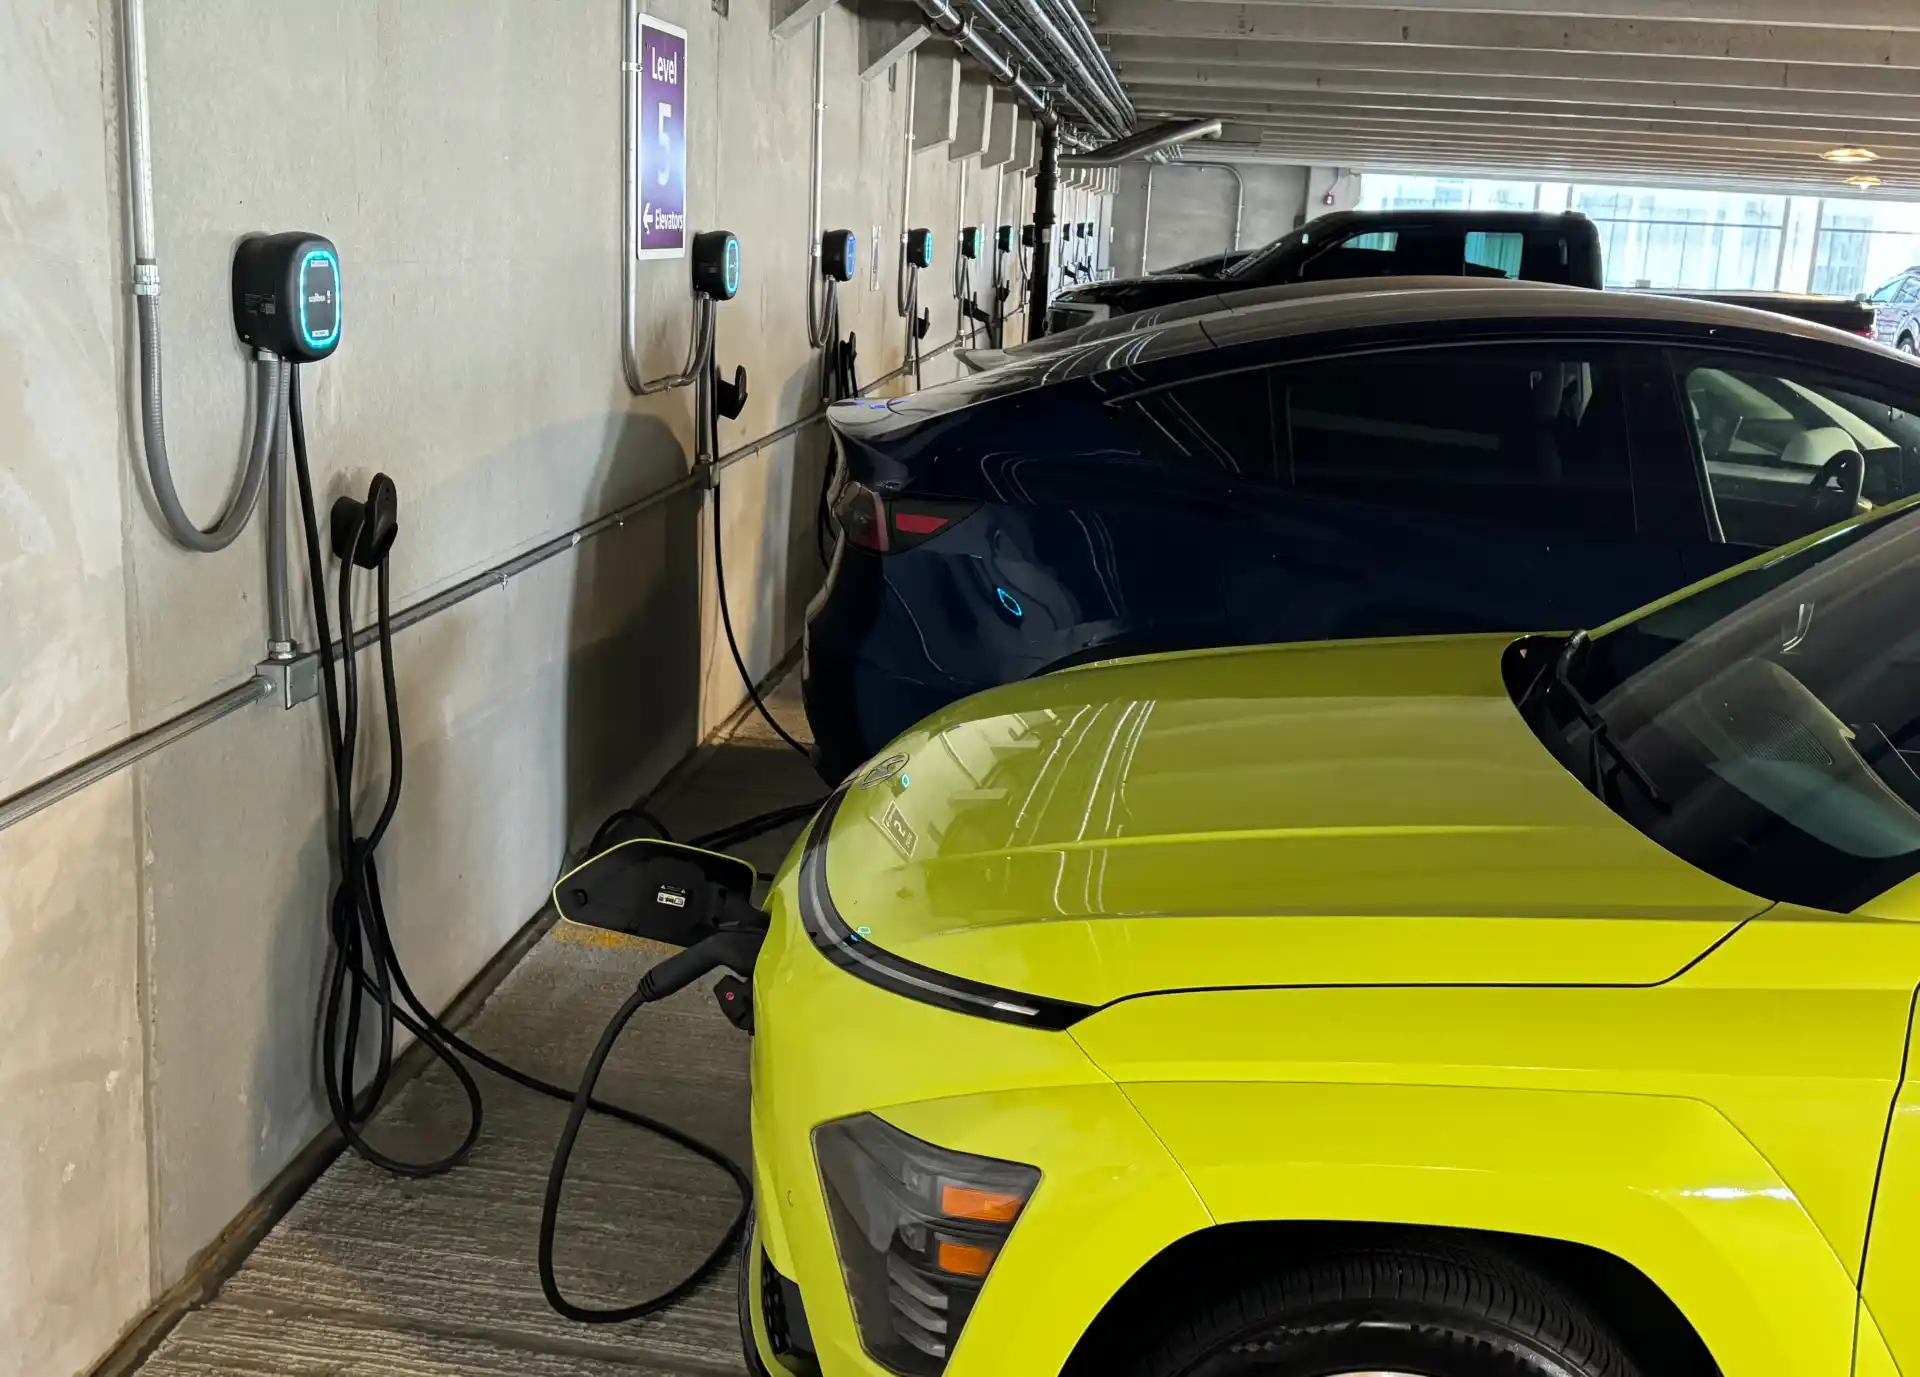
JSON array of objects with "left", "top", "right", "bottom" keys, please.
[{"left": 136, "top": 681, "right": 823, "bottom": 1376}]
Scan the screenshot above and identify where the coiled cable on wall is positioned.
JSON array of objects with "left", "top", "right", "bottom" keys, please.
[{"left": 285, "top": 365, "right": 749, "bottom": 1315}]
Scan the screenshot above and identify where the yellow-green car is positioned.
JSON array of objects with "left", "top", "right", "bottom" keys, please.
[{"left": 589, "top": 501, "right": 1920, "bottom": 1376}]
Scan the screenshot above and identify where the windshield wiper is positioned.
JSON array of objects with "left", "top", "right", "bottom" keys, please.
[{"left": 1539, "top": 631, "right": 1669, "bottom": 812}]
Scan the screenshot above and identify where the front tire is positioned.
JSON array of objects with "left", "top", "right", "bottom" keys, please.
[
  {"left": 1124, "top": 1244, "right": 1642, "bottom": 1377},
  {"left": 1899, "top": 334, "right": 1918, "bottom": 356}
]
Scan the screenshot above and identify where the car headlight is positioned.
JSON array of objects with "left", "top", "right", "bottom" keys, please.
[{"left": 814, "top": 1114, "right": 1040, "bottom": 1375}]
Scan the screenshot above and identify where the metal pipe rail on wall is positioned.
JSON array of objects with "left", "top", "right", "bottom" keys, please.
[{"left": 0, "top": 338, "right": 973, "bottom": 839}]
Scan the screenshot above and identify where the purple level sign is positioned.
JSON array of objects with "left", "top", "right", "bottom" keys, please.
[{"left": 635, "top": 15, "right": 688, "bottom": 260}]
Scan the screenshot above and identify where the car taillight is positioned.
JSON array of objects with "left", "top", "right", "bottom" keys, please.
[{"left": 832, "top": 479, "right": 977, "bottom": 554}]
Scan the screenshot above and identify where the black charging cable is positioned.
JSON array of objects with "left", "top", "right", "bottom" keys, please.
[
  {"left": 286, "top": 365, "right": 750, "bottom": 1320},
  {"left": 711, "top": 475, "right": 814, "bottom": 764}
]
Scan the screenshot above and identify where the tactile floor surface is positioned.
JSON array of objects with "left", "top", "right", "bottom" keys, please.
[{"left": 138, "top": 681, "right": 824, "bottom": 1375}]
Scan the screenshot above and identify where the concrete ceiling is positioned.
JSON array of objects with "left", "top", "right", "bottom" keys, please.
[{"left": 1086, "top": 0, "right": 1920, "bottom": 194}]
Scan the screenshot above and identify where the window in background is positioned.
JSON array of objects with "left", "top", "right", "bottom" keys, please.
[
  {"left": 1358, "top": 175, "right": 1543, "bottom": 211},
  {"left": 1571, "top": 186, "right": 1786, "bottom": 291},
  {"left": 1812, "top": 200, "right": 1920, "bottom": 299}
]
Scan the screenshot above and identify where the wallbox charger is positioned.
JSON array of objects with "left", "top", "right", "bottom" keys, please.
[
  {"left": 996, "top": 225, "right": 1013, "bottom": 253},
  {"left": 821, "top": 229, "right": 857, "bottom": 283},
  {"left": 906, "top": 228, "right": 935, "bottom": 269},
  {"left": 959, "top": 226, "right": 983, "bottom": 260},
  {"left": 232, "top": 232, "right": 341, "bottom": 362},
  {"left": 693, "top": 230, "right": 742, "bottom": 300}
]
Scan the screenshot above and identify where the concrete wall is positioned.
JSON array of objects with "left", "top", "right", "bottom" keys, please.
[
  {"left": 0, "top": 3, "right": 1025, "bottom": 1373},
  {"left": 1111, "top": 162, "right": 1325, "bottom": 277}
]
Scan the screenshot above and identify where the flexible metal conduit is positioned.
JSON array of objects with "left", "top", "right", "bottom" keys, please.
[
  {"left": 123, "top": 0, "right": 282, "bottom": 554},
  {"left": 0, "top": 335, "right": 969, "bottom": 838}
]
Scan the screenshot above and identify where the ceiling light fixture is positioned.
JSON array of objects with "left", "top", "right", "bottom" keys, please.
[
  {"left": 1847, "top": 175, "right": 1884, "bottom": 190},
  {"left": 1823, "top": 147, "right": 1880, "bottom": 163}
]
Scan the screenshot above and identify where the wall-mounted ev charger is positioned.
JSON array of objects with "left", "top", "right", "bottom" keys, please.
[
  {"left": 693, "top": 230, "right": 742, "bottom": 301},
  {"left": 959, "top": 226, "right": 983, "bottom": 261},
  {"left": 1020, "top": 225, "right": 1038, "bottom": 249},
  {"left": 906, "top": 227, "right": 935, "bottom": 270},
  {"left": 232, "top": 232, "right": 341, "bottom": 362},
  {"left": 821, "top": 228, "right": 857, "bottom": 283},
  {"left": 996, "top": 225, "right": 1014, "bottom": 254}
]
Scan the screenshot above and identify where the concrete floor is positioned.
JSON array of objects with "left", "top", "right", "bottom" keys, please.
[{"left": 137, "top": 681, "right": 823, "bottom": 1376}]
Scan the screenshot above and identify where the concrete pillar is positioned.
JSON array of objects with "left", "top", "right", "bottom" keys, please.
[
  {"left": 980, "top": 97, "right": 1017, "bottom": 168},
  {"left": 859, "top": 11, "right": 930, "bottom": 80},
  {"left": 771, "top": 0, "right": 838, "bottom": 41},
  {"left": 1536, "top": 182, "right": 1572, "bottom": 212},
  {"left": 1009, "top": 113, "right": 1037, "bottom": 174},
  {"left": 1779, "top": 196, "right": 1823, "bottom": 293},
  {"left": 911, "top": 51, "right": 960, "bottom": 151},
  {"left": 950, "top": 75, "right": 993, "bottom": 161}
]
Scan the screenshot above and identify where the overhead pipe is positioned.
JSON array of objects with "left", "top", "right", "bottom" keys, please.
[
  {"left": 967, "top": 0, "right": 1055, "bottom": 89},
  {"left": 907, "top": 0, "right": 1059, "bottom": 132},
  {"left": 1027, "top": 0, "right": 1133, "bottom": 132},
  {"left": 1063, "top": 117, "right": 1222, "bottom": 167},
  {"left": 965, "top": 0, "right": 1107, "bottom": 137},
  {"left": 976, "top": 0, "right": 1128, "bottom": 139}
]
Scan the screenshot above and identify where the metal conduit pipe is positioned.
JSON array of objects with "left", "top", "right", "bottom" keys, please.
[
  {"left": 1062, "top": 117, "right": 1223, "bottom": 167},
  {"left": 968, "top": 0, "right": 1055, "bottom": 88},
  {"left": 907, "top": 0, "right": 1057, "bottom": 129},
  {"left": 0, "top": 331, "right": 970, "bottom": 841},
  {"left": 978, "top": 0, "right": 1125, "bottom": 138},
  {"left": 1026, "top": 0, "right": 1132, "bottom": 131},
  {"left": 895, "top": 53, "right": 918, "bottom": 319},
  {"left": 1220, "top": 162, "right": 1246, "bottom": 249},
  {"left": 805, "top": 15, "right": 835, "bottom": 350},
  {"left": 122, "top": 0, "right": 280, "bottom": 554}
]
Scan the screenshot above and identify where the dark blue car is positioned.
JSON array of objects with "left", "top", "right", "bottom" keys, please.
[{"left": 803, "top": 279, "right": 1920, "bottom": 782}]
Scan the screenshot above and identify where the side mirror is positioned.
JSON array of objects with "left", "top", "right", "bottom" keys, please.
[{"left": 553, "top": 839, "right": 757, "bottom": 947}]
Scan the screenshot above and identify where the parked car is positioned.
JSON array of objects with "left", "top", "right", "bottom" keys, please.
[
  {"left": 1867, "top": 267, "right": 1920, "bottom": 353},
  {"left": 718, "top": 495, "right": 1920, "bottom": 1377},
  {"left": 805, "top": 283, "right": 1920, "bottom": 782},
  {"left": 1647, "top": 288, "right": 1876, "bottom": 337},
  {"left": 1047, "top": 209, "right": 1605, "bottom": 334}
]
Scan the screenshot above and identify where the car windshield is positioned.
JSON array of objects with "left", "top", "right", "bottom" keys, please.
[{"left": 1517, "top": 499, "right": 1920, "bottom": 911}]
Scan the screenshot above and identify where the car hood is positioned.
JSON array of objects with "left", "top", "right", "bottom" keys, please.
[{"left": 813, "top": 635, "right": 1769, "bottom": 1009}]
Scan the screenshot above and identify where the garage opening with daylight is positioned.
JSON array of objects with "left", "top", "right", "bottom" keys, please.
[{"left": 6, "top": 2, "right": 1920, "bottom": 1377}]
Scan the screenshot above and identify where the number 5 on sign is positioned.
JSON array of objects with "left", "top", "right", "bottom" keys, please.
[{"left": 634, "top": 15, "right": 688, "bottom": 260}]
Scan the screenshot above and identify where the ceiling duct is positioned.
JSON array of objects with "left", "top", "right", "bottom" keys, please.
[{"left": 1062, "top": 117, "right": 1221, "bottom": 166}]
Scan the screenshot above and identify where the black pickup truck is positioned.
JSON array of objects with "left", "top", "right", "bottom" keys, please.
[{"left": 1049, "top": 209, "right": 1605, "bottom": 334}]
